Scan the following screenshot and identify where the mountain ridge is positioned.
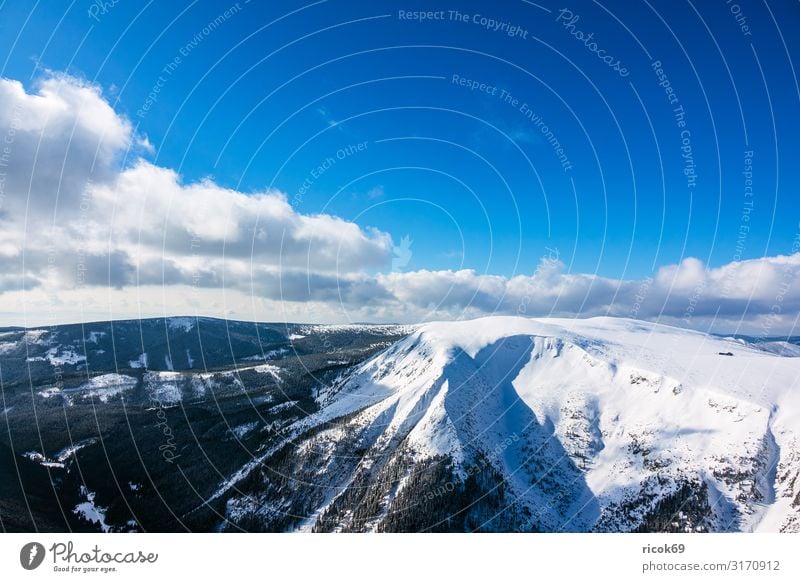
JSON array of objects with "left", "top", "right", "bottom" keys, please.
[
  {"left": 3, "top": 314, "right": 798, "bottom": 532},
  {"left": 213, "top": 316, "right": 800, "bottom": 532}
]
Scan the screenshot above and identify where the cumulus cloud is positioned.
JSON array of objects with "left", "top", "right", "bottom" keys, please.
[
  {"left": 0, "top": 72, "right": 394, "bottom": 298},
  {"left": 0, "top": 73, "right": 135, "bottom": 220},
  {"left": 92, "top": 161, "right": 392, "bottom": 270},
  {"left": 0, "top": 72, "right": 798, "bottom": 335},
  {"left": 371, "top": 253, "right": 800, "bottom": 334}
]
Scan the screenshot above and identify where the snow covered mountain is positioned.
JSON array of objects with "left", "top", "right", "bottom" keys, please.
[
  {"left": 0, "top": 317, "right": 413, "bottom": 532},
  {"left": 216, "top": 316, "right": 800, "bottom": 533}
]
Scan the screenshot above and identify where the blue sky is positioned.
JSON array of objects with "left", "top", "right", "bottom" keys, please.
[{"left": 0, "top": 0, "right": 799, "bottom": 331}]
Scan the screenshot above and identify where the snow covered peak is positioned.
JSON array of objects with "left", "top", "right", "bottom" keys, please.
[
  {"left": 299, "top": 315, "right": 800, "bottom": 532},
  {"left": 400, "top": 315, "right": 796, "bottom": 407},
  {"left": 214, "top": 316, "right": 800, "bottom": 532}
]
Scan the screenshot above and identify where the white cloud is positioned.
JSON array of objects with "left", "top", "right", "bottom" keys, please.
[
  {"left": 92, "top": 161, "right": 392, "bottom": 271},
  {"left": 0, "top": 73, "right": 133, "bottom": 219},
  {"left": 372, "top": 253, "right": 800, "bottom": 332},
  {"left": 0, "top": 72, "right": 393, "bottom": 296}
]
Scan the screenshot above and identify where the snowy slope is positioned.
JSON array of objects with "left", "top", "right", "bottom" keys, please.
[
  {"left": 218, "top": 316, "right": 800, "bottom": 532},
  {"left": 751, "top": 340, "right": 800, "bottom": 358}
]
